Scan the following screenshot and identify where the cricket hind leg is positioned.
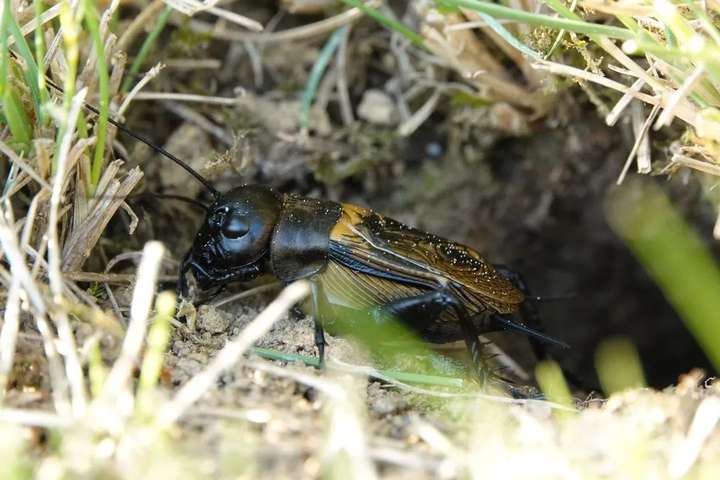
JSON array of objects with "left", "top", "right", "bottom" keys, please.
[
  {"left": 372, "top": 287, "right": 492, "bottom": 384},
  {"left": 310, "top": 281, "right": 328, "bottom": 368},
  {"left": 310, "top": 278, "right": 328, "bottom": 370}
]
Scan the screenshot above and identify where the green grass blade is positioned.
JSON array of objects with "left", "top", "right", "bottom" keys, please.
[
  {"left": 3, "top": 84, "right": 33, "bottom": 149},
  {"left": 475, "top": 11, "right": 541, "bottom": 59},
  {"left": 300, "top": 26, "right": 347, "bottom": 130},
  {"left": 33, "top": 0, "right": 48, "bottom": 125},
  {"left": 442, "top": 0, "right": 633, "bottom": 40},
  {"left": 121, "top": 5, "right": 173, "bottom": 93},
  {"left": 339, "top": 0, "right": 424, "bottom": 46},
  {"left": 1, "top": 2, "right": 9, "bottom": 98},
  {"left": 58, "top": 0, "right": 81, "bottom": 111},
  {"left": 4, "top": 0, "right": 47, "bottom": 123},
  {"left": 250, "top": 347, "right": 466, "bottom": 388},
  {"left": 82, "top": 0, "right": 110, "bottom": 191},
  {"left": 607, "top": 179, "right": 720, "bottom": 371}
]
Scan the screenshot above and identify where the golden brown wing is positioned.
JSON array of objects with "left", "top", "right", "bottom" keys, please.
[{"left": 328, "top": 203, "right": 523, "bottom": 314}]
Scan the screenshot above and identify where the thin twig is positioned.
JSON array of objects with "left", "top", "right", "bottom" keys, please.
[
  {"left": 329, "top": 358, "right": 577, "bottom": 411},
  {"left": 244, "top": 359, "right": 345, "bottom": 400}
]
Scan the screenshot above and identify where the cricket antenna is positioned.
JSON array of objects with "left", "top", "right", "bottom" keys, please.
[
  {"left": 104, "top": 109, "right": 220, "bottom": 199},
  {"left": 37, "top": 65, "right": 221, "bottom": 199}
]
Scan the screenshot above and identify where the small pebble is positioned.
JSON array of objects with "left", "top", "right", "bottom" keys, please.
[
  {"left": 197, "top": 305, "right": 231, "bottom": 333},
  {"left": 358, "top": 89, "right": 397, "bottom": 125}
]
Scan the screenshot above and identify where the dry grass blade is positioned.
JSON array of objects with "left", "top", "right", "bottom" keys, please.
[
  {"left": 0, "top": 408, "right": 71, "bottom": 428},
  {"left": 0, "top": 223, "right": 70, "bottom": 414},
  {"left": 115, "top": 0, "right": 166, "bottom": 54},
  {"left": 398, "top": 89, "right": 441, "bottom": 137},
  {"left": 180, "top": 3, "right": 371, "bottom": 43},
  {"left": 163, "top": 101, "right": 234, "bottom": 145},
  {"left": 0, "top": 272, "right": 21, "bottom": 402},
  {"left": 156, "top": 280, "right": 310, "bottom": 427},
  {"left": 62, "top": 271, "right": 177, "bottom": 284},
  {"left": 18, "top": 4, "right": 62, "bottom": 35},
  {"left": 669, "top": 397, "right": 720, "bottom": 477},
  {"left": 117, "top": 63, "right": 164, "bottom": 117},
  {"left": 164, "top": 0, "right": 263, "bottom": 31},
  {"left": 47, "top": 87, "right": 91, "bottom": 416},
  {"left": 631, "top": 101, "right": 655, "bottom": 175},
  {"left": 606, "top": 77, "right": 646, "bottom": 126},
  {"left": 655, "top": 65, "right": 706, "bottom": 129},
  {"left": 323, "top": 377, "right": 378, "bottom": 479},
  {"left": 62, "top": 163, "right": 143, "bottom": 271},
  {"left": 0, "top": 140, "right": 52, "bottom": 191},
  {"left": 533, "top": 60, "right": 661, "bottom": 106},
  {"left": 100, "top": 242, "right": 165, "bottom": 399},
  {"left": 211, "top": 282, "right": 281, "bottom": 307},
  {"left": 670, "top": 153, "right": 720, "bottom": 176},
  {"left": 132, "top": 92, "right": 244, "bottom": 105}
]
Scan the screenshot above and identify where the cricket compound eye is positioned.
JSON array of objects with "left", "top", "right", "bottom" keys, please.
[{"left": 221, "top": 214, "right": 251, "bottom": 239}]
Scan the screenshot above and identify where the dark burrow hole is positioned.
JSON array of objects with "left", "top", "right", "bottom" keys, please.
[{"left": 460, "top": 117, "right": 714, "bottom": 389}]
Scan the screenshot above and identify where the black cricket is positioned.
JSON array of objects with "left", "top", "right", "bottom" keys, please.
[
  {"left": 61, "top": 86, "right": 568, "bottom": 382},
  {"left": 176, "top": 182, "right": 568, "bottom": 380}
]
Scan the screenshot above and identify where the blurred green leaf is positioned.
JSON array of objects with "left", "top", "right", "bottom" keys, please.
[
  {"left": 535, "top": 360, "right": 574, "bottom": 417},
  {"left": 607, "top": 179, "right": 720, "bottom": 372},
  {"left": 595, "top": 336, "right": 646, "bottom": 395},
  {"left": 3, "top": 84, "right": 32, "bottom": 149},
  {"left": 339, "top": 0, "right": 424, "bottom": 46}
]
